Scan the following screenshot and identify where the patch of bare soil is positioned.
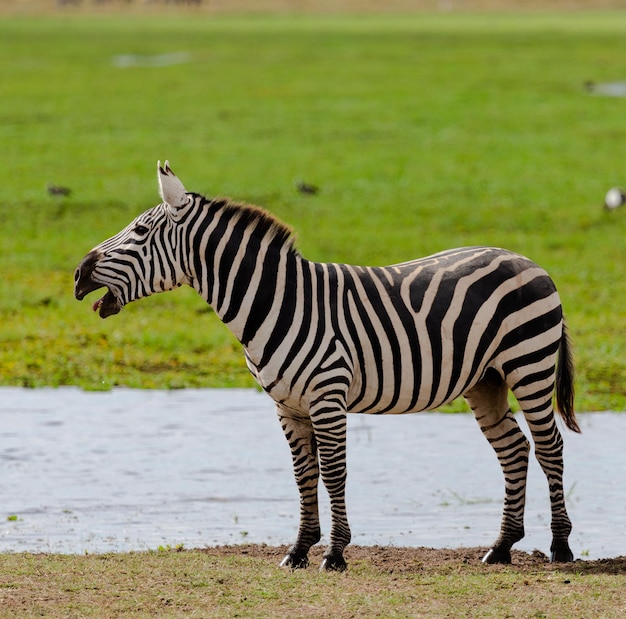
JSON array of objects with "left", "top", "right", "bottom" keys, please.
[{"left": 202, "top": 544, "right": 626, "bottom": 574}]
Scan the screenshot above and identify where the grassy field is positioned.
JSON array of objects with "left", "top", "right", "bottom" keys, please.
[
  {"left": 1, "top": 10, "right": 626, "bottom": 411},
  {"left": 0, "top": 546, "right": 625, "bottom": 618}
]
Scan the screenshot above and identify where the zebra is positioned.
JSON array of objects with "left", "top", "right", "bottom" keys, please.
[{"left": 74, "top": 161, "right": 581, "bottom": 571}]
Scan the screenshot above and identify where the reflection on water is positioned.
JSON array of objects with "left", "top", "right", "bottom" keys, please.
[{"left": 1, "top": 388, "right": 624, "bottom": 559}]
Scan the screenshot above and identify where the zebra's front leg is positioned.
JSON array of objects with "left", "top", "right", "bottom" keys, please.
[
  {"left": 276, "top": 406, "right": 321, "bottom": 570},
  {"left": 311, "top": 400, "right": 351, "bottom": 572},
  {"left": 465, "top": 375, "right": 529, "bottom": 564}
]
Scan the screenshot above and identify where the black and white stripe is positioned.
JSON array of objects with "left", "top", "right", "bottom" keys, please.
[{"left": 75, "top": 162, "right": 580, "bottom": 570}]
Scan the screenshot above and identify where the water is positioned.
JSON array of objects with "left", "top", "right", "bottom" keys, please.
[
  {"left": 1, "top": 387, "right": 624, "bottom": 559},
  {"left": 112, "top": 52, "right": 191, "bottom": 68},
  {"left": 586, "top": 80, "right": 626, "bottom": 97}
]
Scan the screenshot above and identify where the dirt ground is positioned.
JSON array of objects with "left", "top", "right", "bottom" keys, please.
[{"left": 203, "top": 544, "right": 626, "bottom": 574}]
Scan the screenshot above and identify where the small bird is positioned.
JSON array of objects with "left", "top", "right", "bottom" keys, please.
[
  {"left": 47, "top": 183, "right": 71, "bottom": 197},
  {"left": 604, "top": 187, "right": 625, "bottom": 210},
  {"left": 295, "top": 180, "right": 319, "bottom": 195}
]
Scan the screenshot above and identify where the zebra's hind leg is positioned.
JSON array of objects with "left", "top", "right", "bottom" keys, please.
[
  {"left": 464, "top": 370, "right": 530, "bottom": 564},
  {"left": 277, "top": 406, "right": 321, "bottom": 569},
  {"left": 516, "top": 399, "right": 574, "bottom": 563}
]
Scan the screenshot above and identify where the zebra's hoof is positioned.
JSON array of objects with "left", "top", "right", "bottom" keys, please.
[
  {"left": 279, "top": 551, "right": 309, "bottom": 570},
  {"left": 482, "top": 547, "right": 512, "bottom": 564},
  {"left": 319, "top": 551, "right": 347, "bottom": 572},
  {"left": 550, "top": 542, "right": 574, "bottom": 563}
]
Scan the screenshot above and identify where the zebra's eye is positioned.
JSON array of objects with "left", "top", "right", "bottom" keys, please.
[{"left": 134, "top": 224, "right": 150, "bottom": 236}]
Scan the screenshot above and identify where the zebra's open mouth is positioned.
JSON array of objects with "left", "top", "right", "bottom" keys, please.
[
  {"left": 90, "top": 288, "right": 123, "bottom": 319},
  {"left": 75, "top": 251, "right": 124, "bottom": 319}
]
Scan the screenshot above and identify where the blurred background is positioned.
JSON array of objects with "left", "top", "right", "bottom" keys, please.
[{"left": 0, "top": 1, "right": 625, "bottom": 411}]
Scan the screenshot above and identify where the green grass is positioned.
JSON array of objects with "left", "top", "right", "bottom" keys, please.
[
  {"left": 1, "top": 12, "right": 626, "bottom": 409},
  {"left": 0, "top": 547, "right": 625, "bottom": 619}
]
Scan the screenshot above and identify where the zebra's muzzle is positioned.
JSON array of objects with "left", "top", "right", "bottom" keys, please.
[
  {"left": 74, "top": 254, "right": 123, "bottom": 319},
  {"left": 75, "top": 280, "right": 123, "bottom": 319}
]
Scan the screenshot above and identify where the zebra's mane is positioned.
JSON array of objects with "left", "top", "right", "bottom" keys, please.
[{"left": 209, "top": 196, "right": 299, "bottom": 255}]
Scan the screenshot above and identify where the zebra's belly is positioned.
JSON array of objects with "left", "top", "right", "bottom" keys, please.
[
  {"left": 249, "top": 344, "right": 480, "bottom": 416},
  {"left": 345, "top": 379, "right": 467, "bottom": 415},
  {"left": 340, "top": 345, "right": 482, "bottom": 415}
]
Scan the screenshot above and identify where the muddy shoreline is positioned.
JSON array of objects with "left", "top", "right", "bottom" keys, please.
[{"left": 203, "top": 544, "right": 626, "bottom": 574}]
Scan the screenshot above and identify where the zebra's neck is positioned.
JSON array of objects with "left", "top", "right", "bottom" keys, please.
[
  {"left": 188, "top": 200, "right": 301, "bottom": 354},
  {"left": 212, "top": 246, "right": 300, "bottom": 350}
]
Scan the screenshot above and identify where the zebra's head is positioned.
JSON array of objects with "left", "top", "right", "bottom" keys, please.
[{"left": 74, "top": 161, "right": 192, "bottom": 318}]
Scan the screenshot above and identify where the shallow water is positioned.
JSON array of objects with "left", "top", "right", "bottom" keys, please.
[{"left": 1, "top": 387, "right": 624, "bottom": 559}]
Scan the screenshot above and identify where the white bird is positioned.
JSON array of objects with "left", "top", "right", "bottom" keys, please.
[{"left": 604, "top": 187, "right": 625, "bottom": 210}]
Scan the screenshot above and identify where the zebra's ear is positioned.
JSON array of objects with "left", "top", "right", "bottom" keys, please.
[{"left": 157, "top": 160, "right": 187, "bottom": 208}]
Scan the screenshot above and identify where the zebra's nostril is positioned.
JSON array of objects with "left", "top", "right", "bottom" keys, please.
[{"left": 74, "top": 267, "right": 80, "bottom": 282}]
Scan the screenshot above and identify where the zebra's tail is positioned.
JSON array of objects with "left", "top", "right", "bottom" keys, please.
[{"left": 555, "top": 320, "right": 581, "bottom": 433}]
